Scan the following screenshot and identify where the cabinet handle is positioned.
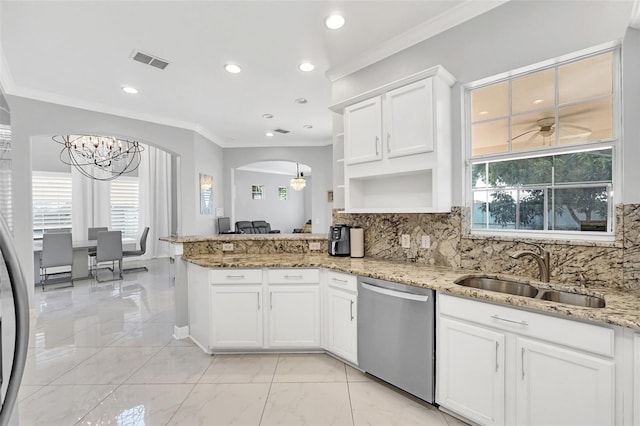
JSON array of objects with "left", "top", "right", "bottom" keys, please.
[
  {"left": 375, "top": 136, "right": 380, "bottom": 155},
  {"left": 332, "top": 278, "right": 348, "bottom": 284},
  {"left": 350, "top": 300, "right": 354, "bottom": 321},
  {"left": 387, "top": 132, "right": 391, "bottom": 152},
  {"left": 490, "top": 314, "right": 528, "bottom": 326},
  {"left": 226, "top": 275, "right": 245, "bottom": 280},
  {"left": 284, "top": 275, "right": 303, "bottom": 279},
  {"left": 521, "top": 347, "right": 525, "bottom": 380},
  {"left": 270, "top": 292, "right": 273, "bottom": 310},
  {"left": 495, "top": 341, "right": 499, "bottom": 372},
  {"left": 257, "top": 293, "right": 261, "bottom": 310}
]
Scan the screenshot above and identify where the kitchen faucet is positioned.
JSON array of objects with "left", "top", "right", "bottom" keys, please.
[{"left": 509, "top": 244, "right": 551, "bottom": 282}]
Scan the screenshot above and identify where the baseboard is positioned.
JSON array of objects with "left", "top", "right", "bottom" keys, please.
[{"left": 173, "top": 325, "right": 189, "bottom": 340}]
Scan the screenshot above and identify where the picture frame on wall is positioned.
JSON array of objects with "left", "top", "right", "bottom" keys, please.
[{"left": 199, "top": 173, "right": 213, "bottom": 214}]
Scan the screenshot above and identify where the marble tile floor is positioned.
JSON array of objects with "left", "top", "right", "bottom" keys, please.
[{"left": 17, "top": 259, "right": 467, "bottom": 426}]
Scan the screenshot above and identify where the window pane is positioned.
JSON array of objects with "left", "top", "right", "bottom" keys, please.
[
  {"left": 472, "top": 163, "right": 487, "bottom": 188},
  {"left": 471, "top": 81, "right": 508, "bottom": 122},
  {"left": 488, "top": 190, "right": 516, "bottom": 229},
  {"left": 511, "top": 111, "right": 555, "bottom": 151},
  {"left": 32, "top": 171, "right": 72, "bottom": 239},
  {"left": 251, "top": 185, "right": 264, "bottom": 200},
  {"left": 549, "top": 186, "right": 609, "bottom": 231},
  {"left": 471, "top": 119, "right": 509, "bottom": 156},
  {"left": 111, "top": 177, "right": 139, "bottom": 238},
  {"left": 512, "top": 68, "right": 555, "bottom": 114},
  {"left": 278, "top": 186, "right": 287, "bottom": 201},
  {"left": 558, "top": 97, "right": 612, "bottom": 145},
  {"left": 518, "top": 189, "right": 544, "bottom": 230},
  {"left": 486, "top": 157, "right": 552, "bottom": 187},
  {"left": 472, "top": 191, "right": 489, "bottom": 228},
  {"left": 553, "top": 149, "right": 612, "bottom": 184},
  {"left": 559, "top": 52, "right": 613, "bottom": 104}
]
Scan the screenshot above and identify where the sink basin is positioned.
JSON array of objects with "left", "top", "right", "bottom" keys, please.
[
  {"left": 539, "top": 290, "right": 606, "bottom": 308},
  {"left": 455, "top": 277, "right": 539, "bottom": 298}
]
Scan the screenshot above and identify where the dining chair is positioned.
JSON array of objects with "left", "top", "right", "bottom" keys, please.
[
  {"left": 40, "top": 232, "right": 74, "bottom": 290},
  {"left": 95, "top": 230, "right": 123, "bottom": 282},
  {"left": 122, "top": 227, "right": 149, "bottom": 273},
  {"left": 87, "top": 227, "right": 108, "bottom": 275}
]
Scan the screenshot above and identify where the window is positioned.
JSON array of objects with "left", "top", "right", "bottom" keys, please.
[
  {"left": 32, "top": 171, "right": 72, "bottom": 239},
  {"left": 110, "top": 177, "right": 139, "bottom": 238},
  {"left": 251, "top": 185, "right": 264, "bottom": 200},
  {"left": 468, "top": 49, "right": 618, "bottom": 236},
  {"left": 278, "top": 186, "right": 288, "bottom": 201}
]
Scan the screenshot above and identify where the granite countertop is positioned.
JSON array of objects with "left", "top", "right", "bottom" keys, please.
[
  {"left": 185, "top": 253, "right": 640, "bottom": 331},
  {"left": 160, "top": 233, "right": 328, "bottom": 244}
]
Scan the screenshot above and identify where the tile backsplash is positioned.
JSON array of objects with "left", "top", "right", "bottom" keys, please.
[{"left": 334, "top": 204, "right": 640, "bottom": 289}]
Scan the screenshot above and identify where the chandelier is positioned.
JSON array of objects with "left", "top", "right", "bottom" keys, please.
[
  {"left": 290, "top": 163, "right": 306, "bottom": 191},
  {"left": 53, "top": 134, "right": 144, "bottom": 181}
]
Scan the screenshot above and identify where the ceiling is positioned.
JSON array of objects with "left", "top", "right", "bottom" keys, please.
[{"left": 0, "top": 0, "right": 505, "bottom": 148}]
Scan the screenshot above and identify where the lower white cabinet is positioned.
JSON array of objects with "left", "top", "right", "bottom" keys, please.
[
  {"left": 324, "top": 270, "right": 358, "bottom": 364},
  {"left": 438, "top": 316, "right": 505, "bottom": 426},
  {"left": 268, "top": 285, "right": 320, "bottom": 347},
  {"left": 437, "top": 293, "right": 615, "bottom": 426},
  {"left": 516, "top": 337, "right": 614, "bottom": 426},
  {"left": 210, "top": 286, "right": 263, "bottom": 348}
]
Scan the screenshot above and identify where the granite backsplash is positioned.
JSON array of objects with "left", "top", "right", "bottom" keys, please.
[{"left": 333, "top": 204, "right": 640, "bottom": 290}]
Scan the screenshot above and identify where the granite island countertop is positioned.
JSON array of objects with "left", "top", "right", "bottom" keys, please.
[
  {"left": 185, "top": 253, "right": 640, "bottom": 331},
  {"left": 160, "top": 233, "right": 328, "bottom": 244}
]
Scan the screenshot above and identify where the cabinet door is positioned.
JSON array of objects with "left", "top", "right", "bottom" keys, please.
[
  {"left": 437, "top": 317, "right": 505, "bottom": 426},
  {"left": 268, "top": 286, "right": 320, "bottom": 348},
  {"left": 210, "top": 286, "right": 263, "bottom": 348},
  {"left": 344, "top": 97, "right": 382, "bottom": 165},
  {"left": 326, "top": 287, "right": 357, "bottom": 364},
  {"left": 384, "top": 78, "right": 434, "bottom": 159},
  {"left": 516, "top": 338, "right": 614, "bottom": 426}
]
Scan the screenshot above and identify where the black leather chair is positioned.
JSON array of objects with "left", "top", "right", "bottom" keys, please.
[
  {"left": 252, "top": 220, "right": 280, "bottom": 234},
  {"left": 235, "top": 221, "right": 255, "bottom": 234}
]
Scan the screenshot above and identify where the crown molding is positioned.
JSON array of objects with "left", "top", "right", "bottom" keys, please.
[
  {"left": 325, "top": 0, "right": 510, "bottom": 82},
  {"left": 631, "top": 0, "right": 640, "bottom": 29}
]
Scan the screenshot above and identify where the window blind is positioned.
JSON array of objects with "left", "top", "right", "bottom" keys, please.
[
  {"left": 32, "top": 171, "right": 72, "bottom": 239},
  {"left": 110, "top": 177, "right": 139, "bottom": 238}
]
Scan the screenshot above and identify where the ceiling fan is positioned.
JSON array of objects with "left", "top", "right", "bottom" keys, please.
[{"left": 512, "top": 117, "right": 592, "bottom": 145}]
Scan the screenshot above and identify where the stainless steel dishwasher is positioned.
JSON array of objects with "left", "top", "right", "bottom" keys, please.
[{"left": 357, "top": 276, "right": 435, "bottom": 403}]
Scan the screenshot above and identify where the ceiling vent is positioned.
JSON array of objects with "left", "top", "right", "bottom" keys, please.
[
  {"left": 131, "top": 51, "right": 170, "bottom": 70},
  {"left": 274, "top": 128, "right": 290, "bottom": 134}
]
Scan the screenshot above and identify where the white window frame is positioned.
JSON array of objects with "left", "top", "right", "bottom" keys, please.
[
  {"left": 110, "top": 176, "right": 139, "bottom": 239},
  {"left": 32, "top": 171, "right": 72, "bottom": 240},
  {"left": 464, "top": 43, "right": 622, "bottom": 242}
]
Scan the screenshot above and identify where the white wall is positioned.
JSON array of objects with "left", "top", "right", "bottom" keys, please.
[
  {"left": 234, "top": 169, "right": 306, "bottom": 233},
  {"left": 331, "top": 0, "right": 634, "bottom": 206},
  {"left": 193, "top": 132, "right": 225, "bottom": 234},
  {"left": 224, "top": 146, "right": 333, "bottom": 233}
]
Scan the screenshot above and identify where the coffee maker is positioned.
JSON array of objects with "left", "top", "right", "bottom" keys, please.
[{"left": 328, "top": 224, "right": 351, "bottom": 256}]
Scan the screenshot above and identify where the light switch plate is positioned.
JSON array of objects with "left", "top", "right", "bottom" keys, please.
[
  {"left": 421, "top": 235, "right": 431, "bottom": 249},
  {"left": 222, "top": 243, "right": 233, "bottom": 252},
  {"left": 401, "top": 234, "right": 410, "bottom": 248},
  {"left": 309, "top": 242, "right": 321, "bottom": 251}
]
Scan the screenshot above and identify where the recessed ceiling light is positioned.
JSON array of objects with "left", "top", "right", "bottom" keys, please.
[
  {"left": 325, "top": 13, "right": 345, "bottom": 29},
  {"left": 479, "top": 111, "right": 489, "bottom": 115},
  {"left": 303, "top": 124, "right": 313, "bottom": 129},
  {"left": 266, "top": 132, "right": 274, "bottom": 137},
  {"left": 262, "top": 113, "right": 274, "bottom": 119},
  {"left": 224, "top": 63, "right": 242, "bottom": 74},
  {"left": 121, "top": 85, "right": 139, "bottom": 94},
  {"left": 295, "top": 98, "right": 308, "bottom": 104},
  {"left": 299, "top": 62, "right": 315, "bottom": 72},
  {"left": 533, "top": 99, "right": 544, "bottom": 104}
]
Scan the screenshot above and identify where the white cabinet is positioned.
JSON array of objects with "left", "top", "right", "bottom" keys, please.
[
  {"left": 516, "top": 337, "right": 614, "bottom": 426},
  {"left": 324, "top": 271, "right": 358, "bottom": 364},
  {"left": 210, "top": 286, "right": 263, "bottom": 348},
  {"left": 268, "top": 286, "right": 320, "bottom": 347},
  {"left": 437, "top": 316, "right": 505, "bottom": 426},
  {"left": 437, "top": 294, "right": 616, "bottom": 426},
  {"left": 339, "top": 66, "right": 455, "bottom": 213}
]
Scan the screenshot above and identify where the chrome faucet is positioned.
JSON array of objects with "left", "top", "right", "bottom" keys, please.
[{"left": 509, "top": 245, "right": 551, "bottom": 282}]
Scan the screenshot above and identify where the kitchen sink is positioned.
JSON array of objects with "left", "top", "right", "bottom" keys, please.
[
  {"left": 538, "top": 290, "right": 606, "bottom": 308},
  {"left": 455, "top": 277, "right": 539, "bottom": 298}
]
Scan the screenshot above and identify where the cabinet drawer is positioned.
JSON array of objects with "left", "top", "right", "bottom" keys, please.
[
  {"left": 327, "top": 271, "right": 357, "bottom": 292},
  {"left": 267, "top": 268, "right": 320, "bottom": 284},
  {"left": 210, "top": 269, "right": 263, "bottom": 284},
  {"left": 438, "top": 294, "right": 614, "bottom": 357}
]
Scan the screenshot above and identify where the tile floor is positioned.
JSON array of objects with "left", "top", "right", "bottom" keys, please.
[{"left": 17, "top": 259, "right": 467, "bottom": 426}]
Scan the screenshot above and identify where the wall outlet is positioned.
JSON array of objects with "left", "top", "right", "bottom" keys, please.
[
  {"left": 222, "top": 243, "right": 234, "bottom": 252},
  {"left": 401, "top": 234, "right": 411, "bottom": 249},
  {"left": 421, "top": 235, "right": 431, "bottom": 249},
  {"left": 309, "top": 242, "right": 321, "bottom": 251}
]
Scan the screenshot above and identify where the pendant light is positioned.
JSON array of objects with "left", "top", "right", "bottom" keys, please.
[{"left": 290, "top": 163, "right": 306, "bottom": 191}]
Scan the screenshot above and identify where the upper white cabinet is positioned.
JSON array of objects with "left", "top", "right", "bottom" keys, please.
[{"left": 335, "top": 65, "right": 455, "bottom": 213}]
